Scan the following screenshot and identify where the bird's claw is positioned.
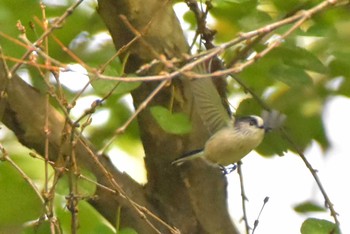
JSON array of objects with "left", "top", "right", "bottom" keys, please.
[{"left": 220, "top": 164, "right": 237, "bottom": 175}]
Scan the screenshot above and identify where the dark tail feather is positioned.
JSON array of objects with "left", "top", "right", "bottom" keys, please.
[{"left": 172, "top": 148, "right": 204, "bottom": 165}]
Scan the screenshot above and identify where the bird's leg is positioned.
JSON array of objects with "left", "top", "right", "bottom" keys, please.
[{"left": 220, "top": 164, "right": 237, "bottom": 175}]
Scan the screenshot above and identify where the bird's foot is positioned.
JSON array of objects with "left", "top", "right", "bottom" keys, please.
[{"left": 220, "top": 164, "right": 237, "bottom": 175}]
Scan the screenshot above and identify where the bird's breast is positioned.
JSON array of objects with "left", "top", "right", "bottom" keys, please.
[{"left": 204, "top": 127, "right": 264, "bottom": 166}]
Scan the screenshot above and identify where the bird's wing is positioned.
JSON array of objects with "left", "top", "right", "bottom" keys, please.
[{"left": 189, "top": 66, "right": 232, "bottom": 135}]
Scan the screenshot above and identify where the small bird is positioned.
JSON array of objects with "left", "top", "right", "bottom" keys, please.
[
  {"left": 173, "top": 65, "right": 269, "bottom": 167},
  {"left": 172, "top": 115, "right": 265, "bottom": 166}
]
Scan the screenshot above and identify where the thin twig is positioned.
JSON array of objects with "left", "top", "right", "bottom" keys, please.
[
  {"left": 67, "top": 132, "right": 80, "bottom": 234},
  {"left": 252, "top": 197, "right": 269, "bottom": 234},
  {"left": 1, "top": 0, "right": 339, "bottom": 86},
  {"left": 237, "top": 161, "right": 250, "bottom": 234},
  {"left": 117, "top": 80, "right": 168, "bottom": 134},
  {"left": 280, "top": 128, "right": 339, "bottom": 225},
  {"left": 9, "top": 0, "right": 85, "bottom": 74},
  {"left": 41, "top": 1, "right": 51, "bottom": 200},
  {"left": 1, "top": 54, "right": 61, "bottom": 71}
]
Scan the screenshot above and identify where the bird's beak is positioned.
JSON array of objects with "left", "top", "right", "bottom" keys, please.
[{"left": 263, "top": 125, "right": 272, "bottom": 132}]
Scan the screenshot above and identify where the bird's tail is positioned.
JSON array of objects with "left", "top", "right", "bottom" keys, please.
[{"left": 171, "top": 148, "right": 204, "bottom": 165}]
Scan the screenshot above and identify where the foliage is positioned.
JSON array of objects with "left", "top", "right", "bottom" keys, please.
[
  {"left": 301, "top": 218, "right": 340, "bottom": 234},
  {"left": 294, "top": 201, "right": 326, "bottom": 213},
  {"left": 150, "top": 106, "right": 192, "bottom": 135}
]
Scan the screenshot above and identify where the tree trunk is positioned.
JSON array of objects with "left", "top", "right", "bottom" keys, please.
[{"left": 97, "top": 0, "right": 238, "bottom": 233}]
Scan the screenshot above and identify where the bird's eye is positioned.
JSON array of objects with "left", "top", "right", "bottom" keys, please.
[{"left": 249, "top": 119, "right": 257, "bottom": 126}]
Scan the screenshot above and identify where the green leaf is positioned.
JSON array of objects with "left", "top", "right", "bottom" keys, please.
[
  {"left": 271, "top": 47, "right": 327, "bottom": 74},
  {"left": 223, "top": 0, "right": 252, "bottom": 3},
  {"left": 22, "top": 221, "right": 51, "bottom": 234},
  {"left": 235, "top": 97, "right": 262, "bottom": 117},
  {"left": 329, "top": 56, "right": 350, "bottom": 78},
  {"left": 54, "top": 196, "right": 115, "bottom": 234},
  {"left": 328, "top": 53, "right": 350, "bottom": 96},
  {"left": 150, "top": 106, "right": 192, "bottom": 135},
  {"left": 90, "top": 70, "right": 141, "bottom": 96},
  {"left": 270, "top": 64, "right": 312, "bottom": 87},
  {"left": 119, "top": 227, "right": 138, "bottom": 234},
  {"left": 301, "top": 218, "right": 340, "bottom": 234},
  {"left": 294, "top": 201, "right": 326, "bottom": 213},
  {"left": 0, "top": 163, "right": 42, "bottom": 231},
  {"left": 269, "top": 86, "right": 329, "bottom": 151},
  {"left": 210, "top": 0, "right": 269, "bottom": 41},
  {"left": 182, "top": 11, "right": 196, "bottom": 30}
]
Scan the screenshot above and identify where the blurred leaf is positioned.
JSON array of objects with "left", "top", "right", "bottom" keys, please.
[
  {"left": 0, "top": 162, "right": 42, "bottom": 230},
  {"left": 272, "top": 0, "right": 312, "bottom": 15},
  {"left": 239, "top": 56, "right": 279, "bottom": 93},
  {"left": 235, "top": 97, "right": 262, "bottom": 117},
  {"left": 329, "top": 56, "right": 350, "bottom": 78},
  {"left": 257, "top": 82, "right": 329, "bottom": 152},
  {"left": 328, "top": 55, "right": 350, "bottom": 97},
  {"left": 93, "top": 78, "right": 140, "bottom": 96},
  {"left": 301, "top": 218, "right": 340, "bottom": 234},
  {"left": 55, "top": 169, "right": 97, "bottom": 196},
  {"left": 0, "top": 0, "right": 106, "bottom": 65},
  {"left": 22, "top": 221, "right": 51, "bottom": 234},
  {"left": 225, "top": 0, "right": 252, "bottom": 3},
  {"left": 271, "top": 47, "right": 327, "bottom": 74},
  {"left": 150, "top": 106, "right": 192, "bottom": 135},
  {"left": 90, "top": 70, "right": 141, "bottom": 96},
  {"left": 119, "top": 227, "right": 138, "bottom": 234},
  {"left": 182, "top": 10, "right": 196, "bottom": 30},
  {"left": 92, "top": 224, "right": 117, "bottom": 234},
  {"left": 259, "top": 129, "right": 287, "bottom": 156},
  {"left": 294, "top": 201, "right": 326, "bottom": 213},
  {"left": 270, "top": 64, "right": 312, "bottom": 87},
  {"left": 210, "top": 0, "right": 269, "bottom": 41},
  {"left": 0, "top": 0, "right": 42, "bottom": 62},
  {"left": 238, "top": 45, "right": 326, "bottom": 94},
  {"left": 55, "top": 196, "right": 115, "bottom": 234},
  {"left": 68, "top": 31, "right": 116, "bottom": 65}
]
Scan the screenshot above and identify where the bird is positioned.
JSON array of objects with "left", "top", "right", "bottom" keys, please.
[
  {"left": 172, "top": 115, "right": 266, "bottom": 166},
  {"left": 172, "top": 65, "right": 268, "bottom": 167}
]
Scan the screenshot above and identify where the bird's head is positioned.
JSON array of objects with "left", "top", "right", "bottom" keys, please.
[{"left": 234, "top": 115, "right": 265, "bottom": 135}]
